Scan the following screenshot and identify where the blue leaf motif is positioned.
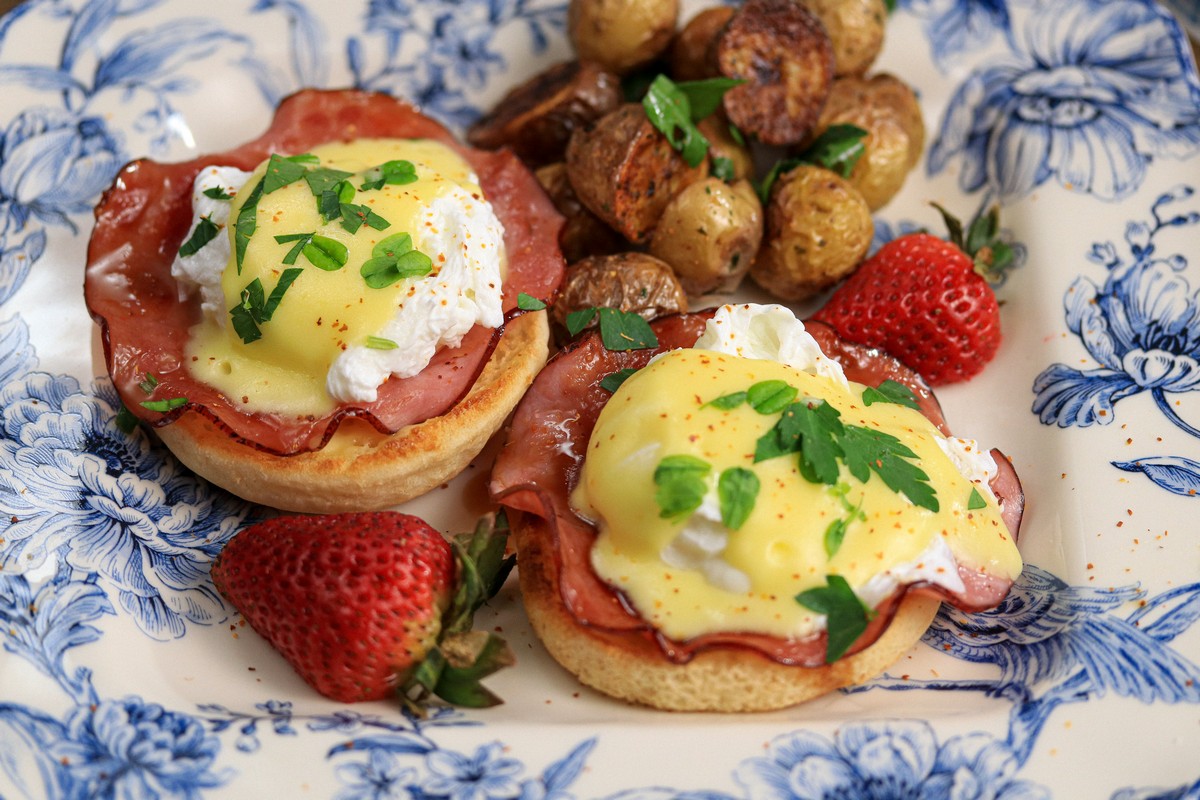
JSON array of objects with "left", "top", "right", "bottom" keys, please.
[
  {"left": 0, "top": 313, "right": 37, "bottom": 382},
  {"left": 0, "top": 229, "right": 47, "bottom": 307},
  {"left": 94, "top": 19, "right": 251, "bottom": 90},
  {"left": 250, "top": 0, "right": 329, "bottom": 88},
  {"left": 62, "top": 0, "right": 121, "bottom": 75},
  {"left": 1113, "top": 456, "right": 1200, "bottom": 496},
  {"left": 328, "top": 731, "right": 436, "bottom": 758},
  {"left": 0, "top": 703, "right": 73, "bottom": 800},
  {"left": 0, "top": 64, "right": 87, "bottom": 93},
  {"left": 541, "top": 737, "right": 596, "bottom": 795}
]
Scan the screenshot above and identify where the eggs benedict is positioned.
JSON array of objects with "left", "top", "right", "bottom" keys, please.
[
  {"left": 490, "top": 303, "right": 1024, "bottom": 711},
  {"left": 86, "top": 89, "right": 565, "bottom": 512}
]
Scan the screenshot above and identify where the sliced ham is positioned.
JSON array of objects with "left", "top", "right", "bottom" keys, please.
[
  {"left": 490, "top": 313, "right": 1023, "bottom": 667},
  {"left": 86, "top": 88, "right": 565, "bottom": 455}
]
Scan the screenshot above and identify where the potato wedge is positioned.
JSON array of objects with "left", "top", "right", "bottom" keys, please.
[
  {"left": 535, "top": 162, "right": 626, "bottom": 264},
  {"left": 649, "top": 178, "right": 762, "bottom": 295}
]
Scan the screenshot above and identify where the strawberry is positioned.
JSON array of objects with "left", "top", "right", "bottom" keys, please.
[
  {"left": 211, "top": 510, "right": 515, "bottom": 712},
  {"left": 813, "top": 205, "right": 1014, "bottom": 385}
]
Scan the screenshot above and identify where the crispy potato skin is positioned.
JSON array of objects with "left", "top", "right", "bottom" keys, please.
[
  {"left": 569, "top": 0, "right": 680, "bottom": 75},
  {"left": 553, "top": 252, "right": 688, "bottom": 328},
  {"left": 535, "top": 162, "right": 626, "bottom": 263},
  {"left": 813, "top": 73, "right": 925, "bottom": 210},
  {"left": 565, "top": 103, "right": 709, "bottom": 244},
  {"left": 667, "top": 6, "right": 734, "bottom": 82},
  {"left": 801, "top": 0, "right": 886, "bottom": 77},
  {"left": 466, "top": 60, "right": 623, "bottom": 168},
  {"left": 716, "top": 0, "right": 834, "bottom": 145},
  {"left": 750, "top": 164, "right": 873, "bottom": 301},
  {"left": 649, "top": 178, "right": 762, "bottom": 296}
]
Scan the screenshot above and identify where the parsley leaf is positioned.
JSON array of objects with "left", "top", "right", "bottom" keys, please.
[
  {"left": 597, "top": 307, "right": 658, "bottom": 351},
  {"left": 967, "top": 487, "right": 988, "bottom": 510},
  {"left": 233, "top": 178, "right": 265, "bottom": 274},
  {"left": 115, "top": 404, "right": 139, "bottom": 433},
  {"left": 641, "top": 75, "right": 742, "bottom": 170},
  {"left": 747, "top": 380, "right": 798, "bottom": 414},
  {"left": 274, "top": 232, "right": 348, "bottom": 271},
  {"left": 824, "top": 517, "right": 850, "bottom": 559},
  {"left": 718, "top": 467, "right": 759, "bottom": 530},
  {"left": 517, "top": 293, "right": 547, "bottom": 311},
  {"left": 340, "top": 203, "right": 391, "bottom": 234},
  {"left": 840, "top": 425, "right": 939, "bottom": 512},
  {"left": 703, "top": 390, "right": 747, "bottom": 410},
  {"left": 263, "top": 153, "right": 316, "bottom": 194},
  {"left": 319, "top": 180, "right": 356, "bottom": 221},
  {"left": 757, "top": 124, "right": 868, "bottom": 201},
  {"left": 796, "top": 574, "right": 872, "bottom": 663},
  {"left": 600, "top": 368, "right": 639, "bottom": 393},
  {"left": 360, "top": 232, "right": 433, "bottom": 288},
  {"left": 565, "top": 308, "right": 597, "bottom": 337},
  {"left": 862, "top": 379, "right": 921, "bottom": 410},
  {"left": 654, "top": 454, "right": 711, "bottom": 521},
  {"left": 754, "top": 400, "right": 844, "bottom": 485},
  {"left": 305, "top": 167, "right": 353, "bottom": 197},
  {"left": 360, "top": 159, "right": 418, "bottom": 191},
  {"left": 202, "top": 186, "right": 233, "bottom": 200},
  {"left": 229, "top": 268, "right": 303, "bottom": 344}
]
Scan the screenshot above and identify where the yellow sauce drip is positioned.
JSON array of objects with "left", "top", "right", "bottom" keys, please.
[
  {"left": 185, "top": 138, "right": 487, "bottom": 417},
  {"left": 572, "top": 348, "right": 1023, "bottom": 641}
]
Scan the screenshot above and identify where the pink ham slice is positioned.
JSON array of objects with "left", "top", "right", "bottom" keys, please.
[
  {"left": 86, "top": 88, "right": 565, "bottom": 455},
  {"left": 490, "top": 312, "right": 1024, "bottom": 667}
]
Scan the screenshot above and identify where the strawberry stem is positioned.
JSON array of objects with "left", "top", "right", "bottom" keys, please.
[{"left": 930, "top": 201, "right": 1014, "bottom": 286}]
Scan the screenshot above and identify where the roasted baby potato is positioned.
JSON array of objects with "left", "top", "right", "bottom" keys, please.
[
  {"left": 568, "top": 0, "right": 679, "bottom": 75},
  {"left": 667, "top": 6, "right": 733, "bottom": 82},
  {"left": 466, "top": 60, "right": 623, "bottom": 168},
  {"left": 535, "top": 162, "right": 626, "bottom": 263},
  {"left": 801, "top": 0, "right": 886, "bottom": 77},
  {"left": 648, "top": 178, "right": 762, "bottom": 295},
  {"left": 697, "top": 116, "right": 754, "bottom": 182},
  {"left": 553, "top": 252, "right": 688, "bottom": 328},
  {"left": 715, "top": 0, "right": 834, "bottom": 146},
  {"left": 565, "top": 102, "right": 709, "bottom": 244},
  {"left": 814, "top": 73, "right": 925, "bottom": 210},
  {"left": 750, "top": 164, "right": 873, "bottom": 301}
]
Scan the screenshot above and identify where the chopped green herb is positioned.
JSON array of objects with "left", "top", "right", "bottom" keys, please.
[
  {"left": 755, "top": 400, "right": 845, "bottom": 485},
  {"left": 202, "top": 186, "right": 233, "bottom": 200},
  {"left": 360, "top": 159, "right": 418, "bottom": 191},
  {"left": 654, "top": 454, "right": 711, "bottom": 521},
  {"left": 366, "top": 335, "right": 399, "bottom": 350},
  {"left": 305, "top": 166, "right": 353, "bottom": 197},
  {"left": 178, "top": 215, "right": 220, "bottom": 257},
  {"left": 676, "top": 77, "right": 744, "bottom": 119},
  {"left": 642, "top": 74, "right": 710, "bottom": 167},
  {"left": 967, "top": 486, "right": 988, "bottom": 510},
  {"left": 233, "top": 178, "right": 265, "bottom": 274},
  {"left": 360, "top": 232, "right": 433, "bottom": 288},
  {"left": 718, "top": 467, "right": 759, "bottom": 530},
  {"left": 229, "top": 268, "right": 303, "bottom": 344},
  {"left": 599, "top": 368, "right": 639, "bottom": 393},
  {"left": 757, "top": 124, "right": 868, "bottom": 201},
  {"left": 747, "top": 380, "right": 798, "bottom": 414},
  {"left": 862, "top": 379, "right": 921, "bottom": 410},
  {"left": 115, "top": 404, "right": 139, "bottom": 433},
  {"left": 263, "top": 153, "right": 315, "bottom": 194},
  {"left": 840, "top": 426, "right": 938, "bottom": 512},
  {"left": 703, "top": 390, "right": 748, "bottom": 410},
  {"left": 319, "top": 180, "right": 357, "bottom": 221},
  {"left": 517, "top": 293, "right": 547, "bottom": 311},
  {"left": 340, "top": 202, "right": 391, "bottom": 234},
  {"left": 565, "top": 308, "right": 597, "bottom": 337},
  {"left": 824, "top": 517, "right": 850, "bottom": 559},
  {"left": 711, "top": 156, "right": 736, "bottom": 182},
  {"left": 137, "top": 373, "right": 159, "bottom": 394},
  {"left": 597, "top": 307, "right": 658, "bottom": 351},
  {"left": 274, "top": 232, "right": 348, "bottom": 271},
  {"left": 795, "top": 574, "right": 872, "bottom": 663},
  {"left": 140, "top": 397, "right": 188, "bottom": 413}
]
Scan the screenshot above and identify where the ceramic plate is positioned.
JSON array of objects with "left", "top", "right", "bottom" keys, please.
[{"left": 3, "top": 0, "right": 1200, "bottom": 797}]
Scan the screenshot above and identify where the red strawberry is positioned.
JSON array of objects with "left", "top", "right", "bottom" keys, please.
[
  {"left": 813, "top": 205, "right": 1014, "bottom": 385},
  {"left": 211, "top": 510, "right": 515, "bottom": 711}
]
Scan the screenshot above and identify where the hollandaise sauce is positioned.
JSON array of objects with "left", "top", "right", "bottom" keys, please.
[
  {"left": 572, "top": 347, "right": 1023, "bottom": 644},
  {"left": 182, "top": 138, "right": 506, "bottom": 418}
]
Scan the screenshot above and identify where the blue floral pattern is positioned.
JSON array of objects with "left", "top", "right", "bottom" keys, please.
[{"left": 2, "top": 0, "right": 1199, "bottom": 797}]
